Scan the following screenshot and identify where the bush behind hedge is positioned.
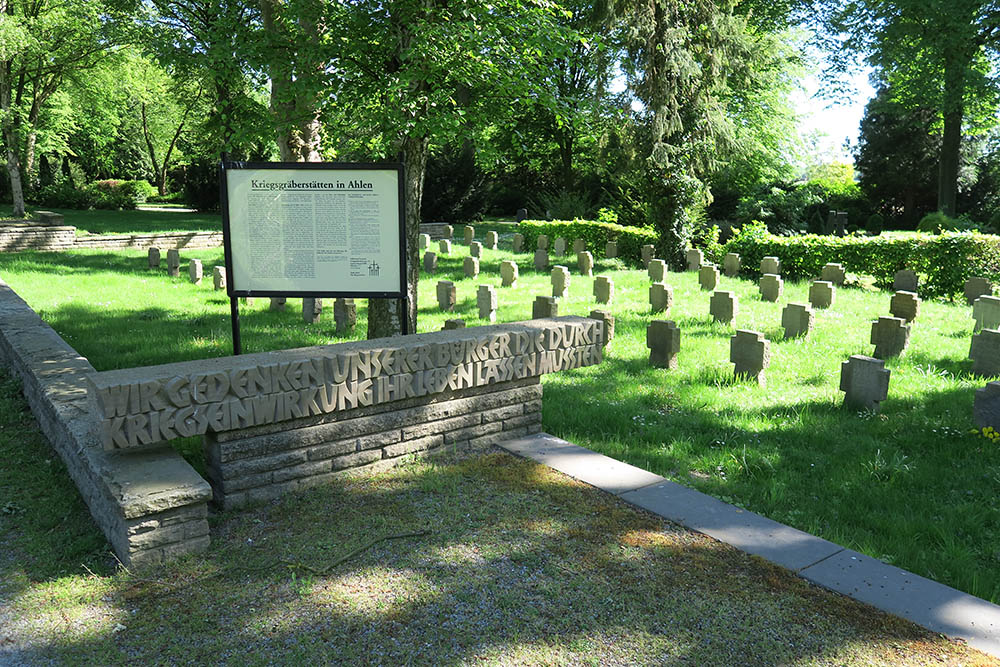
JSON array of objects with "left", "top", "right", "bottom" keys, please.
[
  {"left": 516, "top": 219, "right": 656, "bottom": 266},
  {"left": 724, "top": 227, "right": 1000, "bottom": 299}
]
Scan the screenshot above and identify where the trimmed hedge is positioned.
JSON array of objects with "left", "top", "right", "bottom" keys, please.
[
  {"left": 517, "top": 219, "right": 656, "bottom": 266},
  {"left": 724, "top": 229, "right": 1000, "bottom": 299}
]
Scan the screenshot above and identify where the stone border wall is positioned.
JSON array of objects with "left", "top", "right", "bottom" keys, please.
[
  {"left": 0, "top": 278, "right": 212, "bottom": 567},
  {"left": 0, "top": 224, "right": 222, "bottom": 252}
]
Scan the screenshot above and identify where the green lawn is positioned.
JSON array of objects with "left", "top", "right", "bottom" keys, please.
[
  {"left": 1, "top": 232, "right": 999, "bottom": 606},
  {"left": 2, "top": 204, "right": 221, "bottom": 236}
]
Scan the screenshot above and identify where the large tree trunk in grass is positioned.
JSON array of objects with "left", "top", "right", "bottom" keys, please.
[
  {"left": 368, "top": 135, "right": 428, "bottom": 339},
  {"left": 0, "top": 48, "right": 25, "bottom": 217}
]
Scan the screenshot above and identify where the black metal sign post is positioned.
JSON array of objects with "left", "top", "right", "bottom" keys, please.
[{"left": 219, "top": 160, "right": 407, "bottom": 356}]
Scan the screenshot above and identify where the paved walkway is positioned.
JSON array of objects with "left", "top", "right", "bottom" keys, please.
[{"left": 500, "top": 432, "right": 1000, "bottom": 659}]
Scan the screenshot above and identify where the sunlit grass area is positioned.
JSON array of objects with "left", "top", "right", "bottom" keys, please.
[{"left": 2, "top": 204, "right": 221, "bottom": 236}]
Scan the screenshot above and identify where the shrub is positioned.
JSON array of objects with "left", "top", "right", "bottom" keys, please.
[
  {"left": 866, "top": 213, "right": 884, "bottom": 235},
  {"left": 183, "top": 157, "right": 220, "bottom": 211},
  {"left": 916, "top": 211, "right": 982, "bottom": 234},
  {"left": 517, "top": 219, "right": 657, "bottom": 266},
  {"left": 34, "top": 179, "right": 153, "bottom": 210}
]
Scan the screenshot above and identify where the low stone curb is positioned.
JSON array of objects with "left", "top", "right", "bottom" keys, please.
[{"left": 499, "top": 432, "right": 1000, "bottom": 659}]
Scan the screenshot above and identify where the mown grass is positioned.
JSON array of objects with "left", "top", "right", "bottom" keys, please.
[
  {"left": 2, "top": 204, "right": 221, "bottom": 236},
  {"left": 1, "top": 228, "right": 999, "bottom": 607},
  {"left": 0, "top": 372, "right": 994, "bottom": 664}
]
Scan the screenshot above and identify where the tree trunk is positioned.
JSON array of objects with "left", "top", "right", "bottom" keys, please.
[
  {"left": 23, "top": 130, "right": 36, "bottom": 186},
  {"left": 937, "top": 51, "right": 969, "bottom": 217},
  {"left": 0, "top": 59, "right": 25, "bottom": 217}
]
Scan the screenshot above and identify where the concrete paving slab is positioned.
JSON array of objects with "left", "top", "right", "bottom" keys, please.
[
  {"left": 800, "top": 549, "right": 1000, "bottom": 657},
  {"left": 500, "top": 433, "right": 665, "bottom": 495},
  {"left": 620, "top": 481, "right": 843, "bottom": 572}
]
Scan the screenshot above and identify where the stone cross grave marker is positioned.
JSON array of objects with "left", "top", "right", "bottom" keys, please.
[
  {"left": 512, "top": 233, "right": 524, "bottom": 253},
  {"left": 647, "top": 320, "right": 680, "bottom": 369},
  {"left": 641, "top": 244, "right": 655, "bottom": 268},
  {"left": 439, "top": 239, "right": 452, "bottom": 255},
  {"left": 477, "top": 285, "right": 497, "bottom": 322},
  {"left": 148, "top": 247, "right": 160, "bottom": 269},
  {"left": 269, "top": 297, "right": 286, "bottom": 312},
  {"left": 537, "top": 234, "right": 549, "bottom": 251},
  {"left": 699, "top": 264, "right": 719, "bottom": 291},
  {"left": 840, "top": 355, "right": 890, "bottom": 412},
  {"left": 166, "top": 249, "right": 180, "bottom": 277},
  {"left": 723, "top": 252, "right": 740, "bottom": 277},
  {"left": 463, "top": 225, "right": 475, "bottom": 244},
  {"left": 551, "top": 266, "right": 570, "bottom": 298},
  {"left": 685, "top": 248, "right": 703, "bottom": 271},
  {"left": 760, "top": 256, "right": 780, "bottom": 275},
  {"left": 188, "top": 259, "right": 203, "bottom": 285},
  {"left": 870, "top": 316, "right": 910, "bottom": 358},
  {"left": 485, "top": 231, "right": 498, "bottom": 250},
  {"left": 893, "top": 269, "right": 918, "bottom": 293},
  {"left": 965, "top": 277, "right": 993, "bottom": 306},
  {"left": 889, "top": 291, "right": 920, "bottom": 322},
  {"left": 302, "top": 297, "right": 323, "bottom": 324},
  {"left": 443, "top": 319, "right": 466, "bottom": 330},
  {"left": 730, "top": 329, "right": 771, "bottom": 386},
  {"left": 463, "top": 256, "right": 479, "bottom": 279},
  {"left": 212, "top": 266, "right": 226, "bottom": 290},
  {"left": 423, "top": 251, "right": 437, "bottom": 273},
  {"left": 781, "top": 302, "right": 814, "bottom": 339},
  {"left": 470, "top": 241, "right": 482, "bottom": 258},
  {"left": 589, "top": 309, "right": 614, "bottom": 347},
  {"left": 974, "top": 296, "right": 1000, "bottom": 332},
  {"left": 809, "top": 280, "right": 835, "bottom": 309},
  {"left": 334, "top": 298, "right": 356, "bottom": 333},
  {"left": 419, "top": 233, "right": 430, "bottom": 250},
  {"left": 532, "top": 295, "right": 558, "bottom": 318},
  {"left": 710, "top": 290, "right": 738, "bottom": 324},
  {"left": 500, "top": 260, "right": 519, "bottom": 287},
  {"left": 650, "top": 282, "right": 673, "bottom": 314},
  {"left": 974, "top": 381, "right": 1000, "bottom": 430},
  {"left": 573, "top": 238, "right": 586, "bottom": 254},
  {"left": 578, "top": 251, "right": 594, "bottom": 277},
  {"left": 534, "top": 248, "right": 549, "bottom": 272},
  {"left": 834, "top": 211, "right": 847, "bottom": 237},
  {"left": 648, "top": 258, "right": 666, "bottom": 282},
  {"left": 436, "top": 280, "right": 457, "bottom": 312},
  {"left": 970, "top": 329, "right": 1000, "bottom": 377},
  {"left": 606, "top": 241, "right": 617, "bottom": 258},
  {"left": 593, "top": 275, "right": 614, "bottom": 304},
  {"left": 820, "top": 263, "right": 846, "bottom": 285},
  {"left": 554, "top": 237, "right": 567, "bottom": 255},
  {"left": 759, "top": 274, "right": 783, "bottom": 302}
]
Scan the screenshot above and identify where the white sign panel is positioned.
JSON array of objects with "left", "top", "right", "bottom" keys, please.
[{"left": 223, "top": 164, "right": 404, "bottom": 296}]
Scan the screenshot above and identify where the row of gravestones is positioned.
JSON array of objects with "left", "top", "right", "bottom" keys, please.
[{"left": 147, "top": 247, "right": 358, "bottom": 333}]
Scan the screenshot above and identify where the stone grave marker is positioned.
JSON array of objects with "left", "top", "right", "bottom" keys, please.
[
  {"left": 537, "top": 234, "right": 549, "bottom": 251},
  {"left": 419, "top": 233, "right": 430, "bottom": 250},
  {"left": 148, "top": 247, "right": 161, "bottom": 269},
  {"left": 485, "top": 231, "right": 498, "bottom": 250},
  {"left": 516, "top": 207, "right": 528, "bottom": 222},
  {"left": 436, "top": 280, "right": 457, "bottom": 312},
  {"left": 573, "top": 238, "right": 586, "bottom": 254},
  {"left": 589, "top": 309, "right": 614, "bottom": 347},
  {"left": 477, "top": 285, "right": 497, "bottom": 322},
  {"left": 463, "top": 225, "right": 475, "bottom": 244},
  {"left": 302, "top": 297, "right": 323, "bottom": 324},
  {"left": 188, "top": 259, "right": 203, "bottom": 285},
  {"left": 759, "top": 274, "right": 783, "bottom": 302},
  {"left": 709, "top": 290, "right": 738, "bottom": 324},
  {"left": 781, "top": 303, "right": 814, "bottom": 339},
  {"left": 889, "top": 291, "right": 920, "bottom": 323},
  {"left": 870, "top": 316, "right": 910, "bottom": 358},
  {"left": 605, "top": 241, "right": 617, "bottom": 258},
  {"left": 269, "top": 297, "right": 286, "bottom": 312},
  {"left": 760, "top": 256, "right": 780, "bottom": 275},
  {"left": 685, "top": 248, "right": 703, "bottom": 271},
  {"left": 699, "top": 264, "right": 719, "bottom": 291},
  {"left": 648, "top": 258, "right": 667, "bottom": 282},
  {"left": 641, "top": 244, "right": 655, "bottom": 268},
  {"left": 553, "top": 237, "right": 567, "bottom": 255},
  {"left": 463, "top": 256, "right": 480, "bottom": 279},
  {"left": 820, "top": 263, "right": 846, "bottom": 285},
  {"left": 809, "top": 280, "right": 835, "bottom": 309},
  {"left": 443, "top": 319, "right": 466, "bottom": 330},
  {"left": 974, "top": 382, "right": 1000, "bottom": 430},
  {"left": 442, "top": 224, "right": 453, "bottom": 240},
  {"left": 532, "top": 295, "right": 558, "bottom": 318},
  {"left": 970, "top": 329, "right": 1000, "bottom": 377},
  {"left": 834, "top": 211, "right": 847, "bottom": 237},
  {"left": 578, "top": 251, "right": 594, "bottom": 277},
  {"left": 649, "top": 282, "right": 673, "bottom": 314},
  {"left": 439, "top": 239, "right": 452, "bottom": 255},
  {"left": 974, "top": 296, "right": 1000, "bottom": 332},
  {"left": 334, "top": 298, "right": 356, "bottom": 333},
  {"left": 593, "top": 275, "right": 614, "bottom": 304},
  {"left": 965, "top": 277, "right": 993, "bottom": 306},
  {"left": 166, "top": 249, "right": 180, "bottom": 277},
  {"left": 500, "top": 260, "right": 519, "bottom": 287},
  {"left": 212, "top": 266, "right": 226, "bottom": 290},
  {"left": 470, "top": 241, "right": 482, "bottom": 258},
  {"left": 840, "top": 355, "right": 890, "bottom": 412},
  {"left": 512, "top": 233, "right": 524, "bottom": 253},
  {"left": 893, "top": 269, "right": 918, "bottom": 292},
  {"left": 423, "top": 251, "right": 437, "bottom": 273},
  {"left": 647, "top": 320, "right": 680, "bottom": 369},
  {"left": 533, "top": 248, "right": 549, "bottom": 272},
  {"left": 730, "top": 329, "right": 770, "bottom": 386},
  {"left": 551, "top": 265, "right": 570, "bottom": 298},
  {"left": 723, "top": 252, "right": 740, "bottom": 277}
]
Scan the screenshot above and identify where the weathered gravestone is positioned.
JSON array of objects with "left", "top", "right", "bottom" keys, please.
[
  {"left": 334, "top": 298, "right": 356, "bottom": 333},
  {"left": 723, "top": 252, "right": 740, "bottom": 277},
  {"left": 593, "top": 275, "right": 614, "bottom": 304},
  {"left": 970, "top": 329, "right": 1000, "bottom": 377},
  {"left": 537, "top": 234, "right": 549, "bottom": 251},
  {"left": 889, "top": 291, "right": 920, "bottom": 323},
  {"left": 893, "top": 269, "right": 918, "bottom": 293},
  {"left": 648, "top": 259, "right": 667, "bottom": 282},
  {"left": 188, "top": 259, "right": 203, "bottom": 285},
  {"left": 470, "top": 241, "right": 482, "bottom": 258},
  {"left": 423, "top": 251, "right": 437, "bottom": 273},
  {"left": 573, "top": 238, "right": 586, "bottom": 254},
  {"left": 148, "top": 247, "right": 161, "bottom": 269},
  {"left": 477, "top": 285, "right": 497, "bottom": 322},
  {"left": 589, "top": 309, "right": 615, "bottom": 347},
  {"left": 974, "top": 296, "right": 1000, "bottom": 332},
  {"left": 501, "top": 260, "right": 519, "bottom": 287},
  {"left": 463, "top": 225, "right": 475, "bottom": 245},
  {"left": 442, "top": 224, "right": 454, "bottom": 239},
  {"left": 167, "top": 249, "right": 180, "bottom": 277},
  {"left": 302, "top": 297, "right": 323, "bottom": 324},
  {"left": 533, "top": 249, "right": 549, "bottom": 272},
  {"left": 463, "top": 256, "right": 479, "bottom": 279},
  {"left": 439, "top": 239, "right": 452, "bottom": 255},
  {"left": 649, "top": 282, "right": 673, "bottom": 314},
  {"left": 551, "top": 266, "right": 570, "bottom": 298},
  {"left": 647, "top": 320, "right": 680, "bottom": 369},
  {"left": 709, "top": 290, "right": 738, "bottom": 324},
  {"left": 443, "top": 319, "right": 466, "bottom": 330},
  {"left": 965, "top": 277, "right": 993, "bottom": 306},
  {"left": 730, "top": 329, "right": 770, "bottom": 386},
  {"left": 437, "top": 280, "right": 457, "bottom": 312},
  {"left": 840, "top": 355, "right": 890, "bottom": 412},
  {"left": 532, "top": 295, "right": 558, "bottom": 318},
  {"left": 516, "top": 207, "right": 528, "bottom": 222},
  {"left": 685, "top": 248, "right": 703, "bottom": 271},
  {"left": 699, "top": 264, "right": 719, "bottom": 291},
  {"left": 212, "top": 266, "right": 226, "bottom": 290},
  {"left": 512, "top": 233, "right": 524, "bottom": 253},
  {"left": 553, "top": 237, "right": 567, "bottom": 255},
  {"left": 809, "top": 280, "right": 835, "bottom": 309},
  {"left": 781, "top": 303, "right": 814, "bottom": 339},
  {"left": 641, "top": 244, "right": 655, "bottom": 268},
  {"left": 577, "top": 251, "right": 594, "bottom": 277},
  {"left": 485, "top": 231, "right": 498, "bottom": 250},
  {"left": 419, "top": 233, "right": 430, "bottom": 250},
  {"left": 870, "top": 316, "right": 910, "bottom": 358},
  {"left": 820, "top": 263, "right": 846, "bottom": 285},
  {"left": 760, "top": 256, "right": 780, "bottom": 275},
  {"left": 834, "top": 211, "right": 847, "bottom": 237},
  {"left": 269, "top": 297, "right": 286, "bottom": 312},
  {"left": 605, "top": 241, "right": 618, "bottom": 259},
  {"left": 759, "top": 274, "right": 783, "bottom": 302},
  {"left": 974, "top": 381, "right": 1000, "bottom": 430}
]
